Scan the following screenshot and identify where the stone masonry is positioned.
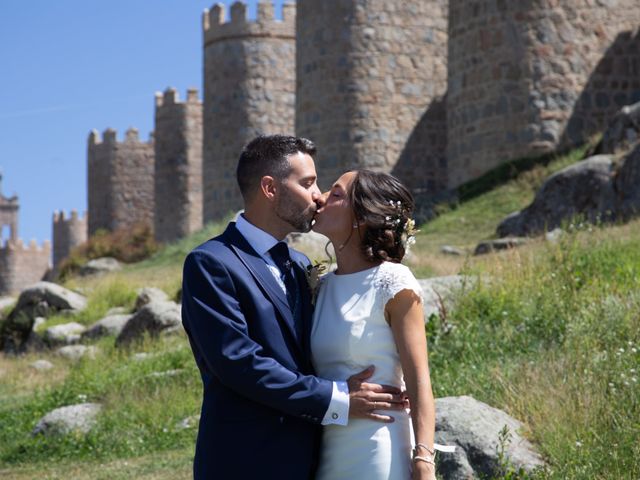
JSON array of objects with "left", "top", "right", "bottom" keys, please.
[
  {"left": 0, "top": 174, "right": 50, "bottom": 295},
  {"left": 446, "top": 0, "right": 640, "bottom": 187},
  {"left": 52, "top": 210, "right": 87, "bottom": 268},
  {"left": 296, "top": 0, "right": 449, "bottom": 193},
  {"left": 74, "top": 0, "right": 640, "bottom": 252},
  {"left": 202, "top": 2, "right": 296, "bottom": 220},
  {"left": 87, "top": 128, "right": 155, "bottom": 235},
  {"left": 154, "top": 88, "right": 203, "bottom": 243},
  {"left": 0, "top": 172, "right": 18, "bottom": 243},
  {"left": 0, "top": 239, "right": 51, "bottom": 296}
]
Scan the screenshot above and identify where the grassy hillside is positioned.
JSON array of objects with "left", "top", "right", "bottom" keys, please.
[{"left": 1, "top": 148, "right": 639, "bottom": 479}]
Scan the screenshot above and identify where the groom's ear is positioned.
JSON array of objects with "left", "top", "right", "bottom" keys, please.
[{"left": 260, "top": 176, "right": 277, "bottom": 202}]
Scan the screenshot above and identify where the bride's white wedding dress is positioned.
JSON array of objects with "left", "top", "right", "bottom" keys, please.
[{"left": 311, "top": 261, "right": 423, "bottom": 480}]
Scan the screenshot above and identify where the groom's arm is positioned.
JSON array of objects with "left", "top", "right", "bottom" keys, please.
[{"left": 182, "top": 249, "right": 335, "bottom": 424}]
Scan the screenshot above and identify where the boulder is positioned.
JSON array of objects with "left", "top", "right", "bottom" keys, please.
[
  {"left": 497, "top": 155, "right": 617, "bottom": 237},
  {"left": 435, "top": 396, "right": 545, "bottom": 479},
  {"left": 440, "top": 246, "right": 466, "bottom": 256},
  {"left": 0, "top": 283, "right": 87, "bottom": 354},
  {"left": 116, "top": 301, "right": 181, "bottom": 347},
  {"left": 15, "top": 282, "right": 87, "bottom": 312},
  {"left": 595, "top": 101, "right": 640, "bottom": 155},
  {"left": 30, "top": 359, "right": 54, "bottom": 371},
  {"left": 419, "top": 275, "right": 475, "bottom": 321},
  {"left": 43, "top": 322, "right": 86, "bottom": 346},
  {"left": 82, "top": 314, "right": 132, "bottom": 340},
  {"left": 286, "top": 230, "right": 335, "bottom": 263},
  {"left": 134, "top": 287, "right": 169, "bottom": 311},
  {"left": 32, "top": 403, "right": 102, "bottom": 436},
  {"left": 56, "top": 345, "right": 98, "bottom": 361},
  {"left": 474, "top": 237, "right": 529, "bottom": 256},
  {"left": 78, "top": 257, "right": 122, "bottom": 276},
  {"left": 105, "top": 306, "right": 129, "bottom": 316},
  {"left": 613, "top": 143, "right": 640, "bottom": 220}
]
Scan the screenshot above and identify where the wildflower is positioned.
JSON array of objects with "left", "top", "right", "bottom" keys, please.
[
  {"left": 77, "top": 394, "right": 88, "bottom": 402},
  {"left": 575, "top": 441, "right": 582, "bottom": 447}
]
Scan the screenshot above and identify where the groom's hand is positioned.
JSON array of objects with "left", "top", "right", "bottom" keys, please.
[{"left": 347, "top": 365, "right": 407, "bottom": 423}]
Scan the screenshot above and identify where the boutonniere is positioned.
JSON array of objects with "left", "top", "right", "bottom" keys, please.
[{"left": 303, "top": 261, "right": 328, "bottom": 306}]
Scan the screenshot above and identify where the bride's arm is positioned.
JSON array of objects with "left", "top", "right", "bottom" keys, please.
[{"left": 387, "top": 289, "right": 437, "bottom": 480}]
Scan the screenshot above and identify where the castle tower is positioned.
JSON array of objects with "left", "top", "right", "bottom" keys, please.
[
  {"left": 52, "top": 210, "right": 88, "bottom": 268},
  {"left": 446, "top": 0, "right": 640, "bottom": 188},
  {"left": 295, "top": 0, "right": 449, "bottom": 192},
  {"left": 202, "top": 1, "right": 296, "bottom": 220},
  {"left": 87, "top": 128, "right": 155, "bottom": 235},
  {"left": 154, "top": 87, "right": 203, "bottom": 243},
  {"left": 0, "top": 170, "right": 19, "bottom": 242},
  {"left": 0, "top": 239, "right": 51, "bottom": 295}
]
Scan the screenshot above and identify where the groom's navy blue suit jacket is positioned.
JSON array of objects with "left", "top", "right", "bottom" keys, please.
[{"left": 182, "top": 222, "right": 333, "bottom": 479}]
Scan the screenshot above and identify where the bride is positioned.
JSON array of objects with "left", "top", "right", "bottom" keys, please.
[{"left": 311, "top": 169, "right": 437, "bottom": 480}]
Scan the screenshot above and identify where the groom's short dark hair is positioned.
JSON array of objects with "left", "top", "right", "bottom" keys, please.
[{"left": 236, "top": 134, "right": 317, "bottom": 201}]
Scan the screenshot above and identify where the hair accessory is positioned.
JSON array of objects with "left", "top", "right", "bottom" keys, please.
[{"left": 384, "top": 199, "right": 418, "bottom": 251}]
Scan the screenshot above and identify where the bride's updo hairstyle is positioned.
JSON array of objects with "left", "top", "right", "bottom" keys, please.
[{"left": 348, "top": 170, "right": 415, "bottom": 263}]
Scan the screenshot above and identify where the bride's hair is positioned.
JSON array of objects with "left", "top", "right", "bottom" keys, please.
[{"left": 348, "top": 170, "right": 415, "bottom": 263}]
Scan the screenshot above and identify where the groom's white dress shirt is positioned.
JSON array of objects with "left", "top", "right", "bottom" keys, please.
[{"left": 235, "top": 214, "right": 349, "bottom": 426}]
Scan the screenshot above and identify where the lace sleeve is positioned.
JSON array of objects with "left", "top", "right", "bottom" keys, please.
[{"left": 375, "top": 263, "right": 423, "bottom": 308}]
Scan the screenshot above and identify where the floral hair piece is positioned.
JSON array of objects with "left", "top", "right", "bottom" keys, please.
[{"left": 385, "top": 200, "right": 419, "bottom": 251}]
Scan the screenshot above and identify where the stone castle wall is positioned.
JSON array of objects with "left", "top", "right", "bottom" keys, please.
[
  {"left": 202, "top": 2, "right": 296, "bottom": 220},
  {"left": 0, "top": 190, "right": 19, "bottom": 243},
  {"left": 446, "top": 0, "right": 640, "bottom": 188},
  {"left": 296, "top": 0, "right": 449, "bottom": 192},
  {"left": 87, "top": 128, "right": 155, "bottom": 235},
  {"left": 52, "top": 210, "right": 87, "bottom": 268},
  {"left": 154, "top": 88, "right": 203, "bottom": 243},
  {"left": 0, "top": 239, "right": 51, "bottom": 295}
]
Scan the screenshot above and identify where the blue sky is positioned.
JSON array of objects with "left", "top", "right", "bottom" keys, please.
[{"left": 0, "top": 0, "right": 290, "bottom": 244}]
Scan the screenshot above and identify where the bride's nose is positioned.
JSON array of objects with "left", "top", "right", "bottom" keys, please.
[{"left": 316, "top": 191, "right": 329, "bottom": 208}]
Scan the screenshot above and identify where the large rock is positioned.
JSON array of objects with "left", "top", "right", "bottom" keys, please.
[
  {"left": 474, "top": 237, "right": 529, "bottom": 256},
  {"left": 32, "top": 403, "right": 102, "bottom": 436},
  {"left": 419, "top": 276, "right": 475, "bottom": 321},
  {"left": 286, "top": 230, "right": 335, "bottom": 263},
  {"left": 15, "top": 282, "right": 87, "bottom": 312},
  {"left": 78, "top": 257, "right": 122, "bottom": 276},
  {"left": 82, "top": 314, "right": 132, "bottom": 340},
  {"left": 0, "top": 282, "right": 87, "bottom": 354},
  {"left": 56, "top": 345, "right": 98, "bottom": 361},
  {"left": 497, "top": 155, "right": 617, "bottom": 237},
  {"left": 134, "top": 287, "right": 168, "bottom": 311},
  {"left": 0, "top": 297, "right": 16, "bottom": 312},
  {"left": 595, "top": 101, "right": 640, "bottom": 155},
  {"left": 44, "top": 322, "right": 86, "bottom": 346},
  {"left": 116, "top": 301, "right": 181, "bottom": 347},
  {"left": 614, "top": 143, "right": 640, "bottom": 221},
  {"left": 435, "top": 396, "right": 545, "bottom": 479}
]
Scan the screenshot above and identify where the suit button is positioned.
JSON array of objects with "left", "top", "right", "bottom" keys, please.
[{"left": 331, "top": 412, "right": 339, "bottom": 420}]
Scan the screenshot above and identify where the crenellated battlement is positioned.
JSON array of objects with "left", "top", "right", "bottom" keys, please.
[
  {"left": 88, "top": 127, "right": 153, "bottom": 146},
  {"left": 0, "top": 238, "right": 51, "bottom": 253},
  {"left": 203, "top": 1, "right": 295, "bottom": 46},
  {"left": 155, "top": 87, "right": 201, "bottom": 108},
  {"left": 52, "top": 209, "right": 87, "bottom": 225}
]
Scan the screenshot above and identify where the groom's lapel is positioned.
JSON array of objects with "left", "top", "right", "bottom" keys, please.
[{"left": 224, "top": 224, "right": 301, "bottom": 350}]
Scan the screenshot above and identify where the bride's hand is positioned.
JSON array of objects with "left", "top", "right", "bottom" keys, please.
[{"left": 347, "top": 365, "right": 407, "bottom": 423}]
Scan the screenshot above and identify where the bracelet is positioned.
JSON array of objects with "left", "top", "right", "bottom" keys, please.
[
  {"left": 413, "top": 455, "right": 435, "bottom": 466},
  {"left": 414, "top": 443, "right": 435, "bottom": 456}
]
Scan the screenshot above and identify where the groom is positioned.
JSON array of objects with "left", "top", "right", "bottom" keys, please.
[{"left": 182, "top": 135, "right": 405, "bottom": 479}]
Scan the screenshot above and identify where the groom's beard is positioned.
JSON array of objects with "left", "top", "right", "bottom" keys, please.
[{"left": 275, "top": 192, "right": 316, "bottom": 233}]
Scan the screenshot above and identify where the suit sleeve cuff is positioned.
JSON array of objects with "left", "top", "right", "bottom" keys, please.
[{"left": 321, "top": 381, "right": 349, "bottom": 426}]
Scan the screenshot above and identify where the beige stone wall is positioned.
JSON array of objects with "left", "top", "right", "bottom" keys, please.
[
  {"left": 447, "top": 0, "right": 640, "bottom": 188},
  {"left": 154, "top": 88, "right": 203, "bottom": 243},
  {"left": 202, "top": 2, "right": 296, "bottom": 221},
  {"left": 0, "top": 240, "right": 51, "bottom": 295},
  {"left": 0, "top": 194, "right": 19, "bottom": 242},
  {"left": 52, "top": 210, "right": 87, "bottom": 267},
  {"left": 296, "top": 0, "right": 449, "bottom": 192},
  {"left": 87, "top": 128, "right": 155, "bottom": 235}
]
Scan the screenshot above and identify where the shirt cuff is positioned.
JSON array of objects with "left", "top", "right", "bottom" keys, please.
[{"left": 321, "top": 381, "right": 349, "bottom": 426}]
